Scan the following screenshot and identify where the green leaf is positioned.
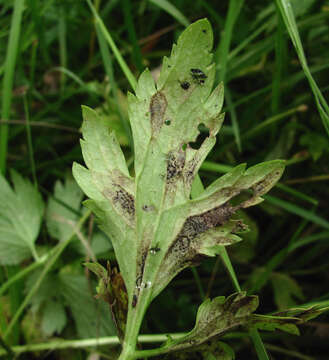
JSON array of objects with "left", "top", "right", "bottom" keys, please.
[
  {"left": 230, "top": 210, "right": 259, "bottom": 264},
  {"left": 72, "top": 19, "right": 286, "bottom": 354},
  {"left": 73, "top": 105, "right": 136, "bottom": 294},
  {"left": 46, "top": 175, "right": 83, "bottom": 241},
  {"left": 25, "top": 271, "right": 62, "bottom": 314},
  {"left": 90, "top": 232, "right": 113, "bottom": 255},
  {"left": 163, "top": 293, "right": 258, "bottom": 352},
  {"left": 204, "top": 341, "right": 235, "bottom": 360},
  {"left": 249, "top": 314, "right": 300, "bottom": 335},
  {"left": 60, "top": 274, "right": 116, "bottom": 338},
  {"left": 273, "top": 306, "right": 329, "bottom": 322},
  {"left": 41, "top": 300, "right": 67, "bottom": 336},
  {"left": 248, "top": 306, "right": 329, "bottom": 336},
  {"left": 291, "top": 0, "right": 316, "bottom": 16},
  {"left": 300, "top": 132, "right": 329, "bottom": 161},
  {"left": 271, "top": 272, "right": 305, "bottom": 310},
  {"left": 0, "top": 171, "right": 44, "bottom": 264}
]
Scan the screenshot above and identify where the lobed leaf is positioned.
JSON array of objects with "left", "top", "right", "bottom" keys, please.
[
  {"left": 163, "top": 293, "right": 258, "bottom": 352},
  {"left": 41, "top": 300, "right": 67, "bottom": 336},
  {"left": 46, "top": 175, "right": 83, "bottom": 241},
  {"left": 73, "top": 20, "right": 287, "bottom": 351},
  {"left": 0, "top": 171, "right": 44, "bottom": 264}
]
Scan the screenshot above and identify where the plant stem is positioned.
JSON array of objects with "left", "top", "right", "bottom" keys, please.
[
  {"left": 0, "top": 257, "right": 47, "bottom": 297},
  {"left": 0, "top": 0, "right": 25, "bottom": 174},
  {"left": 0, "top": 334, "right": 186, "bottom": 357}
]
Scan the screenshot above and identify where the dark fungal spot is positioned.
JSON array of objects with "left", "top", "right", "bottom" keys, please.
[
  {"left": 136, "top": 275, "right": 143, "bottom": 289},
  {"left": 113, "top": 185, "right": 135, "bottom": 216},
  {"left": 168, "top": 203, "right": 235, "bottom": 258},
  {"left": 132, "top": 295, "right": 137, "bottom": 308},
  {"left": 202, "top": 29, "right": 207, "bottom": 33},
  {"left": 180, "top": 81, "right": 190, "bottom": 90},
  {"left": 172, "top": 236, "right": 190, "bottom": 254},
  {"left": 142, "top": 204, "right": 154, "bottom": 212},
  {"left": 232, "top": 220, "right": 248, "bottom": 233},
  {"left": 190, "top": 68, "right": 207, "bottom": 79},
  {"left": 180, "top": 203, "right": 235, "bottom": 242},
  {"left": 190, "top": 68, "right": 207, "bottom": 85},
  {"left": 191, "top": 68, "right": 207, "bottom": 78},
  {"left": 253, "top": 170, "right": 281, "bottom": 195},
  {"left": 166, "top": 151, "right": 185, "bottom": 182},
  {"left": 150, "top": 91, "right": 168, "bottom": 134}
]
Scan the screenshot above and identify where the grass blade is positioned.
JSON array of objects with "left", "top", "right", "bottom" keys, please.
[
  {"left": 249, "top": 327, "right": 270, "bottom": 360},
  {"left": 264, "top": 195, "right": 329, "bottom": 230},
  {"left": 0, "top": 0, "right": 25, "bottom": 174},
  {"left": 86, "top": 0, "right": 137, "bottom": 90},
  {"left": 148, "top": 0, "right": 189, "bottom": 27},
  {"left": 225, "top": 87, "right": 242, "bottom": 152},
  {"left": 276, "top": 0, "right": 329, "bottom": 135},
  {"left": 95, "top": 23, "right": 133, "bottom": 146},
  {"left": 23, "top": 94, "right": 37, "bottom": 187},
  {"left": 216, "top": 0, "right": 245, "bottom": 82},
  {"left": 58, "top": 5, "right": 67, "bottom": 93},
  {"left": 123, "top": 0, "right": 143, "bottom": 72}
]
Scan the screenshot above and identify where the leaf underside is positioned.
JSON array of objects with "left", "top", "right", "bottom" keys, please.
[{"left": 73, "top": 18, "right": 288, "bottom": 348}]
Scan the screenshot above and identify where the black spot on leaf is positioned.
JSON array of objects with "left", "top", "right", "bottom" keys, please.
[
  {"left": 180, "top": 81, "right": 190, "bottom": 90},
  {"left": 113, "top": 185, "right": 135, "bottom": 216},
  {"left": 166, "top": 151, "right": 186, "bottom": 182},
  {"left": 190, "top": 68, "right": 207, "bottom": 85},
  {"left": 132, "top": 295, "right": 137, "bottom": 308},
  {"left": 150, "top": 92, "right": 168, "bottom": 135}
]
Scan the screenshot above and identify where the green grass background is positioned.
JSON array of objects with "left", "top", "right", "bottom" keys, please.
[{"left": 0, "top": 0, "right": 329, "bottom": 359}]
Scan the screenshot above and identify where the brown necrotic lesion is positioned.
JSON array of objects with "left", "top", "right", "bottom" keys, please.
[
  {"left": 150, "top": 91, "right": 168, "bottom": 135},
  {"left": 169, "top": 202, "right": 235, "bottom": 256},
  {"left": 113, "top": 185, "right": 135, "bottom": 216},
  {"left": 166, "top": 151, "right": 186, "bottom": 182}
]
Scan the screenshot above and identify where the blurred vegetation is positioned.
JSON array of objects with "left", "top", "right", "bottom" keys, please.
[{"left": 0, "top": 0, "right": 329, "bottom": 359}]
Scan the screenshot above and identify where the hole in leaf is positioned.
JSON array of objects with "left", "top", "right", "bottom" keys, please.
[{"left": 188, "top": 123, "right": 210, "bottom": 149}]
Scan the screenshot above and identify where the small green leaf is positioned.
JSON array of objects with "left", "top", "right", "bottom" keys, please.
[
  {"left": 60, "top": 274, "right": 116, "bottom": 338},
  {"left": 249, "top": 314, "right": 300, "bottom": 335},
  {"left": 300, "top": 132, "right": 329, "bottom": 161},
  {"left": 291, "top": 0, "right": 316, "bottom": 17},
  {"left": 248, "top": 306, "right": 329, "bottom": 336},
  {"left": 274, "top": 306, "right": 329, "bottom": 323},
  {"left": 90, "top": 232, "right": 113, "bottom": 255},
  {"left": 0, "top": 171, "right": 44, "bottom": 264},
  {"left": 164, "top": 293, "right": 258, "bottom": 352},
  {"left": 41, "top": 300, "right": 67, "bottom": 336},
  {"left": 46, "top": 175, "right": 83, "bottom": 241},
  {"left": 271, "top": 272, "right": 305, "bottom": 310},
  {"left": 25, "top": 271, "right": 61, "bottom": 314}
]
